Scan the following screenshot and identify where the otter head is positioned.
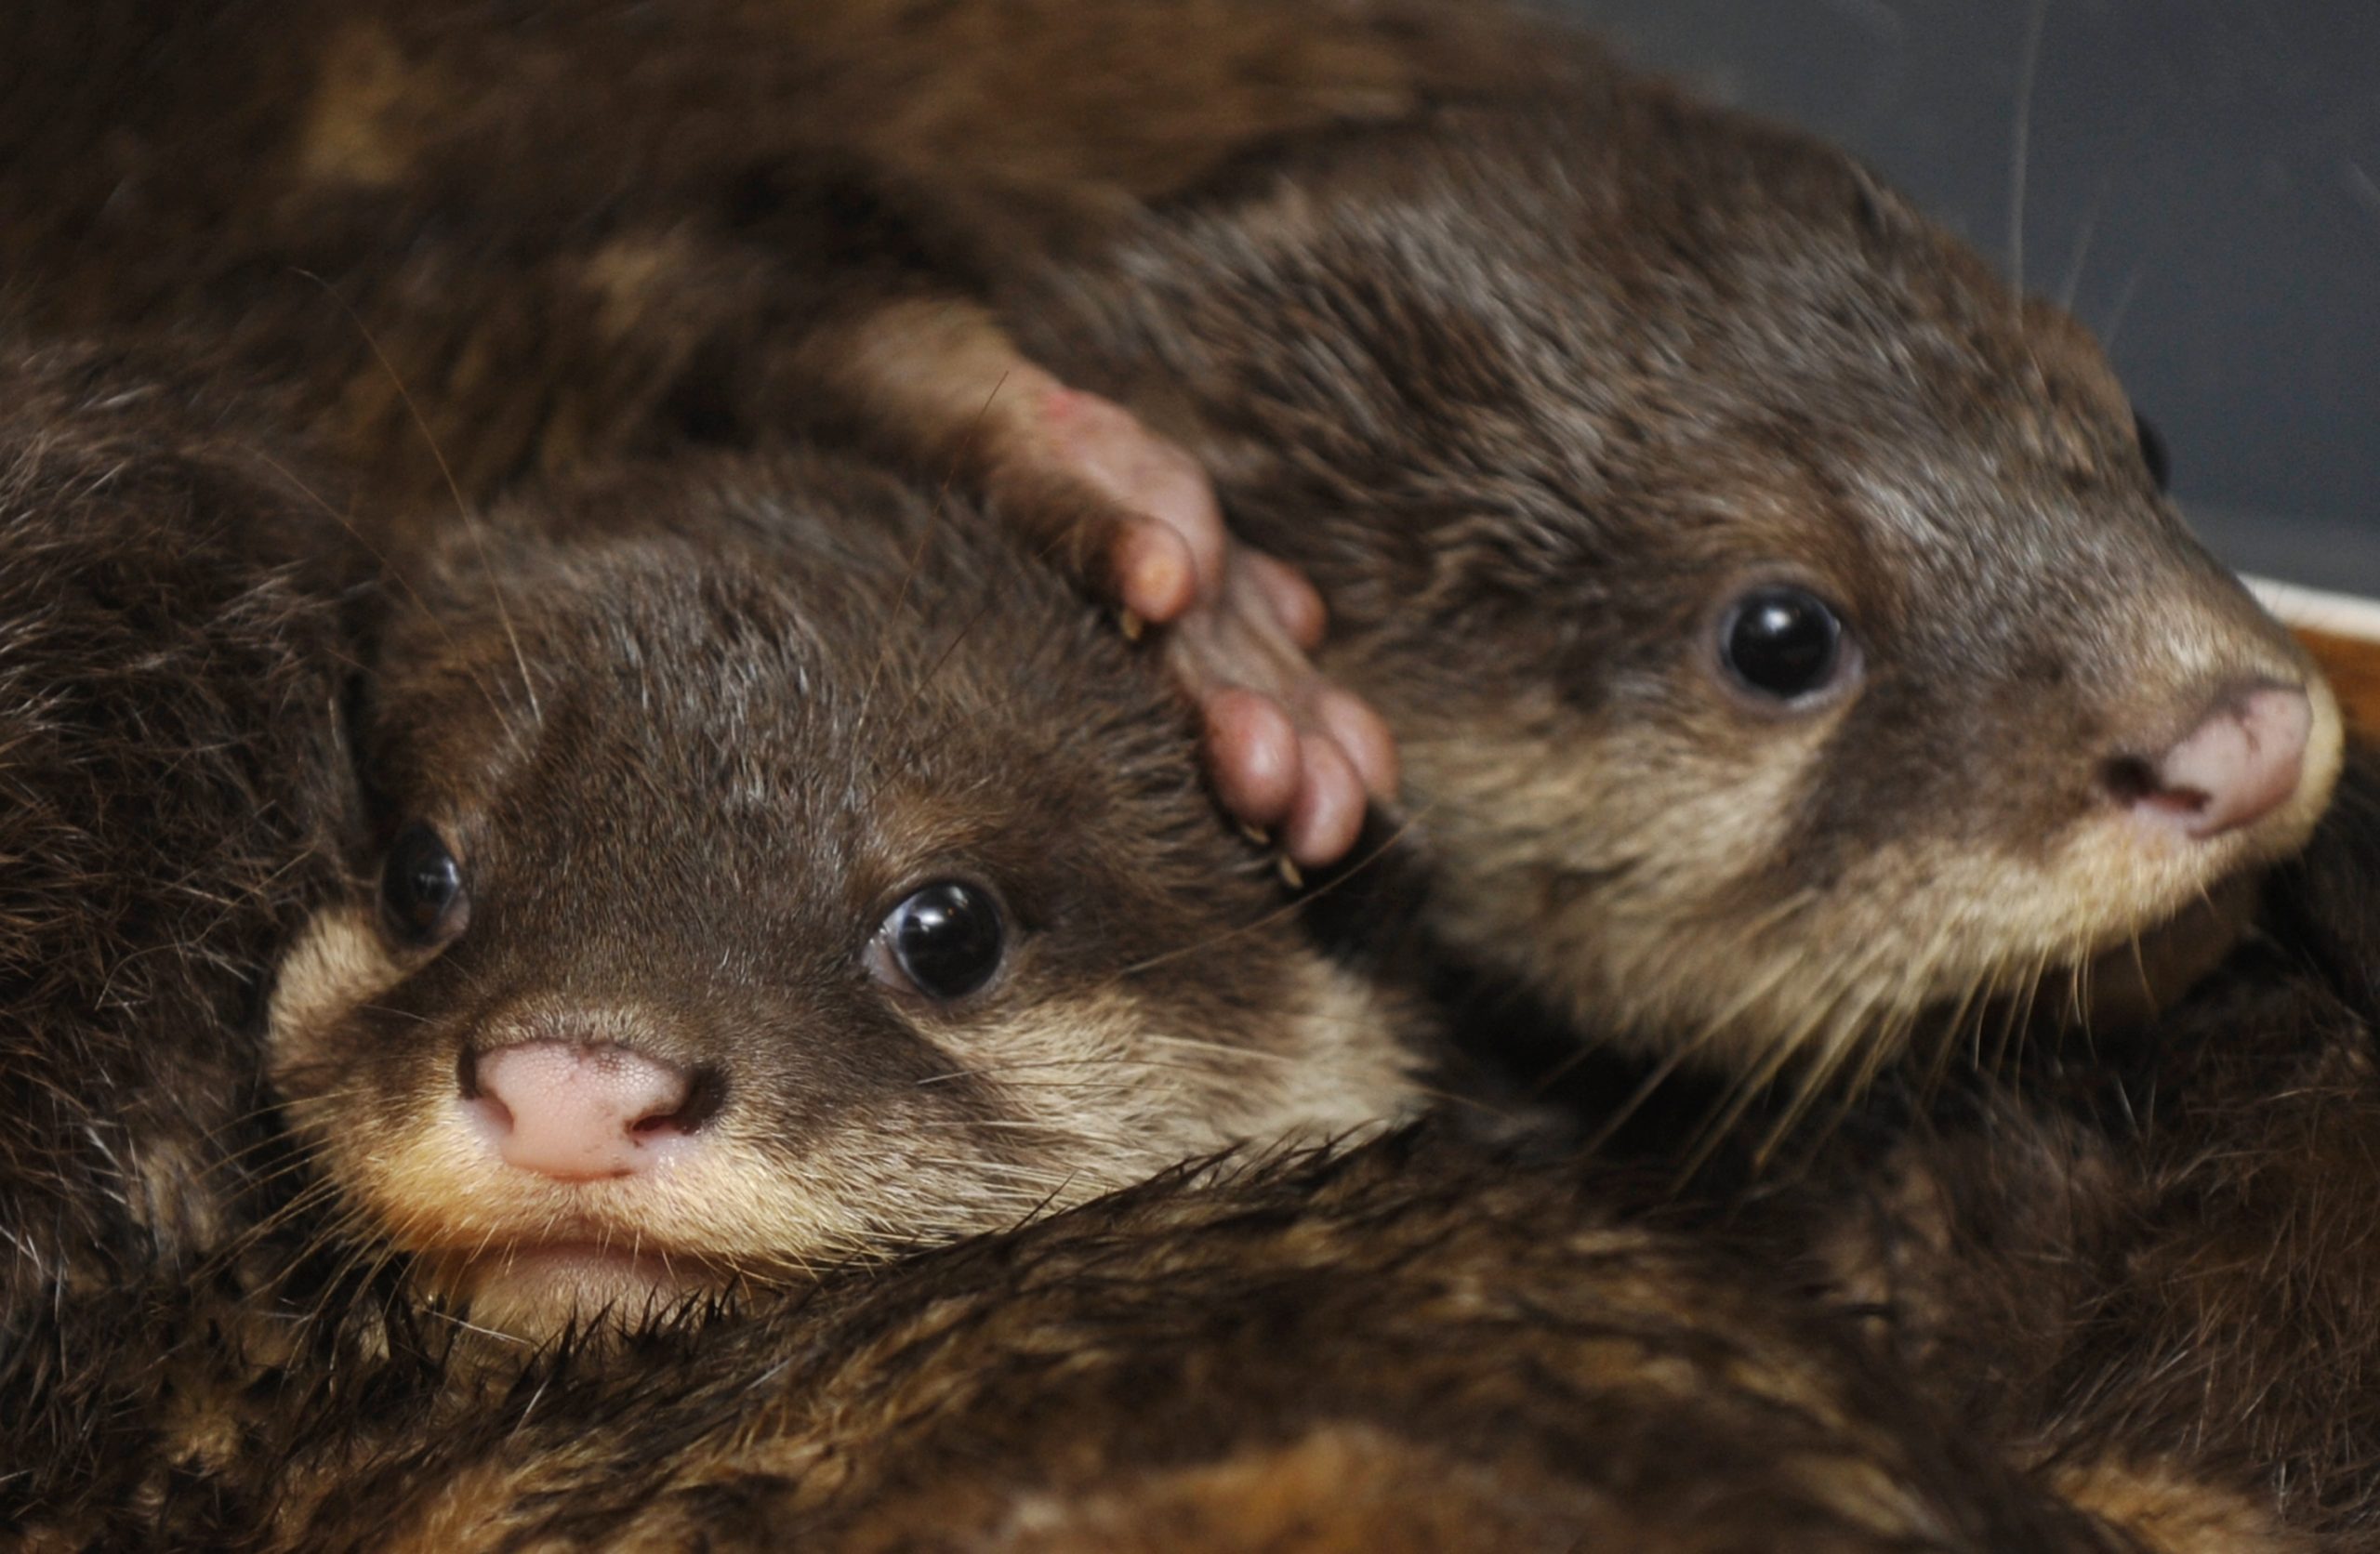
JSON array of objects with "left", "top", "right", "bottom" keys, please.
[
  {"left": 266, "top": 453, "right": 1415, "bottom": 1337},
  {"left": 1019, "top": 72, "right": 2342, "bottom": 1086}
]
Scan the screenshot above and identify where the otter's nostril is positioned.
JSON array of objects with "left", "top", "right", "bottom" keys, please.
[
  {"left": 631, "top": 1066, "right": 725, "bottom": 1137},
  {"left": 2101, "top": 755, "right": 2188, "bottom": 811}
]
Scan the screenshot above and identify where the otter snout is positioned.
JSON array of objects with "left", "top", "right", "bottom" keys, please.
[
  {"left": 463, "top": 1040, "right": 718, "bottom": 1181},
  {"left": 2106, "top": 682, "right": 2314, "bottom": 842}
]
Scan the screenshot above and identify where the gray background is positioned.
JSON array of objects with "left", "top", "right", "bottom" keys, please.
[{"left": 1561, "top": 0, "right": 2379, "bottom": 591}]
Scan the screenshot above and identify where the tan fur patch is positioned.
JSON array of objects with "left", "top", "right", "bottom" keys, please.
[
  {"left": 1401, "top": 660, "right": 2343, "bottom": 1085},
  {"left": 987, "top": 1424, "right": 1596, "bottom": 1552},
  {"left": 265, "top": 902, "right": 406, "bottom": 1067},
  {"left": 299, "top": 23, "right": 434, "bottom": 189},
  {"left": 268, "top": 906, "right": 1418, "bottom": 1339},
  {"left": 579, "top": 233, "right": 705, "bottom": 343},
  {"left": 2051, "top": 1456, "right": 2313, "bottom": 1554}
]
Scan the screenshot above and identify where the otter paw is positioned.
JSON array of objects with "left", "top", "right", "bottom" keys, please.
[
  {"left": 1169, "top": 551, "right": 1400, "bottom": 871},
  {"left": 1017, "top": 387, "right": 1397, "bottom": 868}
]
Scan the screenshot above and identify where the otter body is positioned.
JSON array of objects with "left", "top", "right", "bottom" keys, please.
[
  {"left": 66, "top": 1134, "right": 2126, "bottom": 1554},
  {"left": 0, "top": 342, "right": 362, "bottom": 1503}
]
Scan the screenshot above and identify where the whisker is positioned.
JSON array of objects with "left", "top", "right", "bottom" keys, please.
[
  {"left": 2006, "top": 0, "right": 2050, "bottom": 303},
  {"left": 291, "top": 266, "right": 542, "bottom": 731}
]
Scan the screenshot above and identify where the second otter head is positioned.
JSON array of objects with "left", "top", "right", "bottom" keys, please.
[
  {"left": 266, "top": 452, "right": 1416, "bottom": 1337},
  {"left": 1016, "top": 58, "right": 2343, "bottom": 1082}
]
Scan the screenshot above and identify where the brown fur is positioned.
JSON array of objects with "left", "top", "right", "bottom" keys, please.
[
  {"left": 0, "top": 3, "right": 2365, "bottom": 1549},
  {"left": 0, "top": 0, "right": 1532, "bottom": 545},
  {"left": 0, "top": 340, "right": 363, "bottom": 1512},
  {"left": 123, "top": 1133, "right": 2128, "bottom": 1553},
  {"left": 258, "top": 447, "right": 1419, "bottom": 1339},
  {"left": 1754, "top": 744, "right": 2380, "bottom": 1550},
  {"left": 1, "top": 0, "right": 2329, "bottom": 1083}
]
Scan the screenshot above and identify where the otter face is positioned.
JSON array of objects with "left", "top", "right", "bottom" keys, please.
[
  {"left": 266, "top": 455, "right": 1415, "bottom": 1337},
  {"left": 1024, "top": 88, "right": 2342, "bottom": 1084}
]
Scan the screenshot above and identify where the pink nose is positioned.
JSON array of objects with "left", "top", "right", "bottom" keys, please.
[
  {"left": 466, "top": 1042, "right": 703, "bottom": 1181},
  {"left": 2118, "top": 684, "right": 2312, "bottom": 841}
]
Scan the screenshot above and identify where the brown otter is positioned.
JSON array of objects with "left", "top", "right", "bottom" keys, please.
[
  {"left": 968, "top": 49, "right": 2342, "bottom": 1086},
  {"left": 1, "top": 0, "right": 2331, "bottom": 1086},
  {"left": 0, "top": 2, "right": 2360, "bottom": 1547},
  {"left": 0, "top": 0, "right": 1431, "bottom": 869},
  {"left": 0, "top": 402, "right": 1420, "bottom": 1532},
  {"left": 261, "top": 445, "right": 1415, "bottom": 1340}
]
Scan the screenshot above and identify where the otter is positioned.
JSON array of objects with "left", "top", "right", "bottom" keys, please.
[
  {"left": 0, "top": 2, "right": 2361, "bottom": 1547},
  {"left": 2, "top": 410, "right": 1421, "bottom": 1531},
  {"left": 964, "top": 47, "right": 2343, "bottom": 1087},
  {"left": 259, "top": 445, "right": 1415, "bottom": 1341},
  {"left": 0, "top": 0, "right": 2334, "bottom": 1086}
]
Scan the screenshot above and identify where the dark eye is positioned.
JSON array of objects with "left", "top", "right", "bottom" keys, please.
[
  {"left": 2134, "top": 413, "right": 2171, "bottom": 493},
  {"left": 878, "top": 881, "right": 1005, "bottom": 1001},
  {"left": 1720, "top": 586, "right": 1848, "bottom": 703},
  {"left": 380, "top": 821, "right": 469, "bottom": 946}
]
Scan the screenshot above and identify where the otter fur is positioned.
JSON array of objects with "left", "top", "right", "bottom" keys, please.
[
  {"left": 0, "top": 340, "right": 361, "bottom": 1508},
  {"left": 0, "top": 0, "right": 2334, "bottom": 1083},
  {"left": 0, "top": 2, "right": 2364, "bottom": 1548},
  {"left": 46, "top": 1132, "right": 2134, "bottom": 1554}
]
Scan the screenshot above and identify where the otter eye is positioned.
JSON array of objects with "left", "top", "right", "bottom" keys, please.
[
  {"left": 1720, "top": 586, "right": 1847, "bottom": 703},
  {"left": 878, "top": 881, "right": 1005, "bottom": 1001},
  {"left": 2135, "top": 413, "right": 2171, "bottom": 494},
  {"left": 380, "top": 822, "right": 469, "bottom": 946}
]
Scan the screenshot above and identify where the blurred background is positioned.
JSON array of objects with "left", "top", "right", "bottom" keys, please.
[{"left": 1565, "top": 0, "right": 2379, "bottom": 592}]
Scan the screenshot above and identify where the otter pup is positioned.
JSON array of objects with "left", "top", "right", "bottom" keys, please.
[
  {"left": 263, "top": 446, "right": 1415, "bottom": 1338},
  {"left": 3, "top": 0, "right": 2332, "bottom": 1084},
  {"left": 0, "top": 0, "right": 1419, "bottom": 869},
  {"left": 972, "top": 48, "right": 2342, "bottom": 1086}
]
